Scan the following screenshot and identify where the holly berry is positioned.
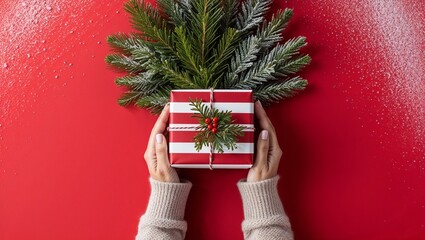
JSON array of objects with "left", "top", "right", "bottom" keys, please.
[
  {"left": 211, "top": 128, "right": 217, "bottom": 134},
  {"left": 207, "top": 124, "right": 213, "bottom": 130},
  {"left": 213, "top": 117, "right": 219, "bottom": 123},
  {"left": 205, "top": 118, "right": 211, "bottom": 124},
  {"left": 212, "top": 123, "right": 218, "bottom": 128}
]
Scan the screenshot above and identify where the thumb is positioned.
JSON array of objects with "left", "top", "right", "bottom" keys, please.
[
  {"left": 155, "top": 134, "right": 170, "bottom": 169},
  {"left": 254, "top": 130, "right": 269, "bottom": 168}
]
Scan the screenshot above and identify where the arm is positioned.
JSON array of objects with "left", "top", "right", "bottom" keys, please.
[
  {"left": 136, "top": 178, "right": 191, "bottom": 240},
  {"left": 136, "top": 104, "right": 191, "bottom": 240},
  {"left": 238, "top": 101, "right": 293, "bottom": 240}
]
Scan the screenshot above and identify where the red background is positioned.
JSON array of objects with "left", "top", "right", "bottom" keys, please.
[{"left": 1, "top": 0, "right": 425, "bottom": 239}]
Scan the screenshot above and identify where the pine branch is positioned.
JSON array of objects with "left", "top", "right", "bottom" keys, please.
[
  {"left": 236, "top": 0, "right": 273, "bottom": 33},
  {"left": 224, "top": 36, "right": 261, "bottom": 88},
  {"left": 234, "top": 37, "right": 308, "bottom": 89},
  {"left": 179, "top": 0, "right": 192, "bottom": 15},
  {"left": 125, "top": 0, "right": 180, "bottom": 61},
  {"left": 118, "top": 91, "right": 144, "bottom": 106},
  {"left": 257, "top": 8, "right": 293, "bottom": 50},
  {"left": 254, "top": 77, "right": 308, "bottom": 105},
  {"left": 105, "top": 54, "right": 145, "bottom": 73},
  {"left": 161, "top": 60, "right": 200, "bottom": 88},
  {"left": 136, "top": 88, "right": 171, "bottom": 114},
  {"left": 276, "top": 54, "right": 311, "bottom": 77},
  {"left": 208, "top": 27, "right": 239, "bottom": 87},
  {"left": 106, "top": 33, "right": 147, "bottom": 54},
  {"left": 116, "top": 71, "right": 168, "bottom": 94},
  {"left": 222, "top": 0, "right": 239, "bottom": 28},
  {"left": 125, "top": 0, "right": 167, "bottom": 39},
  {"left": 189, "top": 0, "right": 224, "bottom": 68},
  {"left": 157, "top": 0, "right": 187, "bottom": 27},
  {"left": 174, "top": 26, "right": 201, "bottom": 75}
]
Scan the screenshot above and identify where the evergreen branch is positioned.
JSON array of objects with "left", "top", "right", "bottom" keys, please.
[
  {"left": 257, "top": 8, "right": 293, "bottom": 50},
  {"left": 136, "top": 88, "right": 171, "bottom": 114},
  {"left": 105, "top": 54, "right": 145, "bottom": 73},
  {"left": 118, "top": 91, "right": 144, "bottom": 106},
  {"left": 209, "top": 27, "right": 239, "bottom": 87},
  {"left": 179, "top": 0, "right": 192, "bottom": 16},
  {"left": 106, "top": 33, "right": 147, "bottom": 54},
  {"left": 234, "top": 37, "right": 308, "bottom": 88},
  {"left": 157, "top": 0, "right": 187, "bottom": 26},
  {"left": 125, "top": 0, "right": 166, "bottom": 39},
  {"left": 236, "top": 0, "right": 273, "bottom": 33},
  {"left": 276, "top": 54, "right": 311, "bottom": 77},
  {"left": 224, "top": 36, "right": 261, "bottom": 88},
  {"left": 222, "top": 0, "right": 239, "bottom": 28},
  {"left": 174, "top": 26, "right": 201, "bottom": 75},
  {"left": 125, "top": 0, "right": 179, "bottom": 60},
  {"left": 254, "top": 77, "right": 308, "bottom": 105},
  {"left": 274, "top": 36, "right": 308, "bottom": 62},
  {"left": 116, "top": 71, "right": 168, "bottom": 94},
  {"left": 131, "top": 45, "right": 157, "bottom": 67},
  {"left": 189, "top": 0, "right": 224, "bottom": 68},
  {"left": 161, "top": 60, "right": 199, "bottom": 88}
]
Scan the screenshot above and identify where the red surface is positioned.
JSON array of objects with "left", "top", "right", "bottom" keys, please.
[{"left": 1, "top": 0, "right": 425, "bottom": 239}]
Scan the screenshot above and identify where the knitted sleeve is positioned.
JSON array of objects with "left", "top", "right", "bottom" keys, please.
[
  {"left": 237, "top": 176, "right": 294, "bottom": 240},
  {"left": 136, "top": 178, "right": 192, "bottom": 240}
]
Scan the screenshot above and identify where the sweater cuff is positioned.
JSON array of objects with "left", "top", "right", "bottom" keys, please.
[
  {"left": 237, "top": 176, "right": 284, "bottom": 219},
  {"left": 144, "top": 178, "right": 192, "bottom": 221}
]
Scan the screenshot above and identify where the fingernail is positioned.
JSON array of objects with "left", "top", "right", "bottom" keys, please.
[
  {"left": 256, "top": 100, "right": 263, "bottom": 107},
  {"left": 162, "top": 103, "right": 170, "bottom": 111},
  {"left": 156, "top": 134, "right": 163, "bottom": 143},
  {"left": 261, "top": 130, "right": 268, "bottom": 140}
]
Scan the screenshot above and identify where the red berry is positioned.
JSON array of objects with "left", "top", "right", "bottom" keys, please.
[
  {"left": 212, "top": 128, "right": 217, "bottom": 134},
  {"left": 207, "top": 124, "right": 213, "bottom": 130},
  {"left": 213, "top": 117, "right": 219, "bottom": 123},
  {"left": 205, "top": 118, "right": 211, "bottom": 124},
  {"left": 212, "top": 123, "right": 218, "bottom": 128}
]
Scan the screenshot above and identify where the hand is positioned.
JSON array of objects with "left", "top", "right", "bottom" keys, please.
[
  {"left": 247, "top": 101, "right": 283, "bottom": 182},
  {"left": 144, "top": 103, "right": 180, "bottom": 183}
]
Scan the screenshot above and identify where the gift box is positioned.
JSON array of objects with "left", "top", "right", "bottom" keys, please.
[{"left": 169, "top": 89, "right": 254, "bottom": 169}]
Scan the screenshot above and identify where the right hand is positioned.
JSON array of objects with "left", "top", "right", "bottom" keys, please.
[{"left": 247, "top": 101, "right": 283, "bottom": 182}]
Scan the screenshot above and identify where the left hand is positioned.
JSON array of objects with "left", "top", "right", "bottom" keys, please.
[
  {"left": 143, "top": 103, "right": 180, "bottom": 183},
  {"left": 247, "top": 101, "right": 283, "bottom": 182}
]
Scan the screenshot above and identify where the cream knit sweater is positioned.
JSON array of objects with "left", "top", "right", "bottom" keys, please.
[{"left": 136, "top": 176, "right": 293, "bottom": 240}]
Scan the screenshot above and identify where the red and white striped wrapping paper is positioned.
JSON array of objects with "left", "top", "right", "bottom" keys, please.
[{"left": 169, "top": 89, "right": 254, "bottom": 169}]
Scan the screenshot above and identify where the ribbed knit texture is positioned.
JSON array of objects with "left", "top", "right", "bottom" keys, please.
[
  {"left": 238, "top": 176, "right": 294, "bottom": 240},
  {"left": 136, "top": 176, "right": 293, "bottom": 240},
  {"left": 136, "top": 178, "right": 192, "bottom": 240},
  {"left": 145, "top": 178, "right": 192, "bottom": 220}
]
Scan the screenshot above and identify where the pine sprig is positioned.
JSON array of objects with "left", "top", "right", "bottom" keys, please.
[
  {"left": 257, "top": 9, "right": 293, "bottom": 49},
  {"left": 234, "top": 37, "right": 310, "bottom": 89},
  {"left": 136, "top": 87, "right": 171, "bottom": 113},
  {"left": 254, "top": 77, "right": 308, "bottom": 104},
  {"left": 105, "top": 54, "right": 145, "bottom": 74},
  {"left": 236, "top": 0, "right": 273, "bottom": 33},
  {"left": 106, "top": 0, "right": 311, "bottom": 113},
  {"left": 189, "top": 98, "right": 245, "bottom": 153},
  {"left": 157, "top": 0, "right": 187, "bottom": 27}
]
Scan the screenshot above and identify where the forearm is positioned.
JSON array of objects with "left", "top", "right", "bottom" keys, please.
[
  {"left": 238, "top": 176, "right": 293, "bottom": 240},
  {"left": 136, "top": 178, "right": 192, "bottom": 240}
]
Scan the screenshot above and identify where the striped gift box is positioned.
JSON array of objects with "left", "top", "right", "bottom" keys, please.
[{"left": 169, "top": 89, "right": 254, "bottom": 169}]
